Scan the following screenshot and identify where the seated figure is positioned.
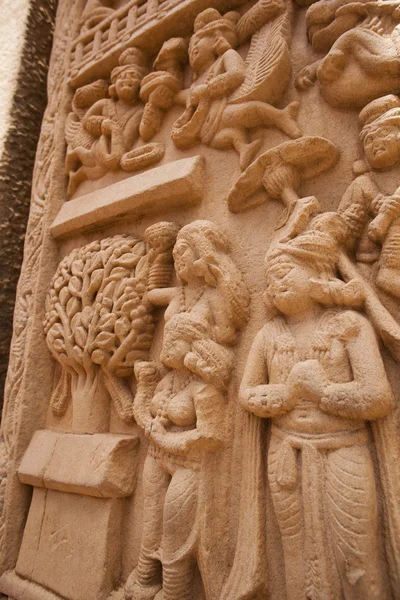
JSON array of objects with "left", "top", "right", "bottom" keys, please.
[{"left": 65, "top": 47, "right": 164, "bottom": 195}]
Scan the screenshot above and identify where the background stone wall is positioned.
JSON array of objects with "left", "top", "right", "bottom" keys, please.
[{"left": 0, "top": 0, "right": 57, "bottom": 415}]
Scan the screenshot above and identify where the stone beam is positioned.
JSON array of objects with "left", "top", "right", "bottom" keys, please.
[{"left": 50, "top": 155, "right": 204, "bottom": 238}]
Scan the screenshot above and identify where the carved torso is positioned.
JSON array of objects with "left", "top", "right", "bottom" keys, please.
[
  {"left": 263, "top": 310, "right": 368, "bottom": 433},
  {"left": 151, "top": 370, "right": 197, "bottom": 428}
]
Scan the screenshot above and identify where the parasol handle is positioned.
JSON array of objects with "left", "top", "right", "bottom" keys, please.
[
  {"left": 281, "top": 186, "right": 300, "bottom": 206},
  {"left": 338, "top": 252, "right": 400, "bottom": 362}
]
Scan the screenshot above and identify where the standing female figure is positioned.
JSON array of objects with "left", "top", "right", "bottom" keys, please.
[{"left": 125, "top": 220, "right": 249, "bottom": 600}]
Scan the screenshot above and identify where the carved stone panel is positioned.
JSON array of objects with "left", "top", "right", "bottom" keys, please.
[{"left": 2, "top": 0, "right": 400, "bottom": 599}]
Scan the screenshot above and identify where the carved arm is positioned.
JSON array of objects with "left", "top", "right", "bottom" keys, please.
[
  {"left": 148, "top": 383, "right": 225, "bottom": 455},
  {"left": 239, "top": 329, "right": 295, "bottom": 418},
  {"left": 205, "top": 49, "right": 246, "bottom": 99},
  {"left": 133, "top": 361, "right": 160, "bottom": 429},
  {"left": 320, "top": 313, "right": 395, "bottom": 420},
  {"left": 147, "top": 286, "right": 179, "bottom": 307},
  {"left": 82, "top": 99, "right": 108, "bottom": 136}
]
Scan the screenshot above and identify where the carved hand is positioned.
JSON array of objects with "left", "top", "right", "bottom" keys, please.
[
  {"left": 101, "top": 118, "right": 117, "bottom": 135},
  {"left": 84, "top": 115, "right": 105, "bottom": 136},
  {"left": 189, "top": 84, "right": 208, "bottom": 106},
  {"left": 295, "top": 62, "right": 320, "bottom": 90},
  {"left": 134, "top": 360, "right": 159, "bottom": 385},
  {"left": 287, "top": 359, "right": 326, "bottom": 403},
  {"left": 147, "top": 418, "right": 166, "bottom": 438}
]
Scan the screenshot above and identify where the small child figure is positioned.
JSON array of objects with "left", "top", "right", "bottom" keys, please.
[
  {"left": 338, "top": 94, "right": 400, "bottom": 297},
  {"left": 139, "top": 38, "right": 188, "bottom": 142}
]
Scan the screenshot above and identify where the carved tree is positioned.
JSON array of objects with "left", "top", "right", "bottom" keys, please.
[{"left": 44, "top": 223, "right": 179, "bottom": 425}]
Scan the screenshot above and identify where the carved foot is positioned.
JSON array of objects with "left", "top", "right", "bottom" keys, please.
[
  {"left": 124, "top": 577, "right": 162, "bottom": 600},
  {"left": 369, "top": 212, "right": 396, "bottom": 242},
  {"left": 318, "top": 50, "right": 346, "bottom": 83},
  {"left": 67, "top": 171, "right": 80, "bottom": 196},
  {"left": 239, "top": 139, "right": 263, "bottom": 171},
  {"left": 295, "top": 62, "right": 319, "bottom": 90},
  {"left": 278, "top": 101, "right": 302, "bottom": 139}
]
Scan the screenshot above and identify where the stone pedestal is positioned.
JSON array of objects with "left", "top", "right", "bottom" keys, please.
[{"left": 5, "top": 431, "right": 139, "bottom": 600}]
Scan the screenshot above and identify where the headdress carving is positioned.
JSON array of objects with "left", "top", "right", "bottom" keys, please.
[
  {"left": 110, "top": 47, "right": 148, "bottom": 85},
  {"left": 265, "top": 210, "right": 364, "bottom": 308},
  {"left": 190, "top": 8, "right": 239, "bottom": 53},
  {"left": 360, "top": 95, "right": 400, "bottom": 142}
]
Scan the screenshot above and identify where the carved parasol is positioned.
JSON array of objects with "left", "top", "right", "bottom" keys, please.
[{"left": 227, "top": 135, "right": 340, "bottom": 212}]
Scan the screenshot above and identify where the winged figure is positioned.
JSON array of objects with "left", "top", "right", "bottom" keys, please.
[
  {"left": 296, "top": 0, "right": 400, "bottom": 109},
  {"left": 171, "top": 0, "right": 301, "bottom": 171}
]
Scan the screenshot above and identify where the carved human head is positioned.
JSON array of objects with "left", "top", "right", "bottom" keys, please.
[
  {"left": 154, "top": 38, "right": 188, "bottom": 71},
  {"left": 189, "top": 9, "right": 239, "bottom": 72},
  {"left": 109, "top": 47, "right": 148, "bottom": 101},
  {"left": 173, "top": 220, "right": 231, "bottom": 286},
  {"left": 173, "top": 220, "right": 249, "bottom": 331},
  {"left": 264, "top": 212, "right": 362, "bottom": 315},
  {"left": 360, "top": 95, "right": 400, "bottom": 170}
]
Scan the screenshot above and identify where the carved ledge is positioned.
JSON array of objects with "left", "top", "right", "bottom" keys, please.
[
  {"left": 69, "top": 0, "right": 247, "bottom": 88},
  {"left": 0, "top": 572, "right": 65, "bottom": 600},
  {"left": 18, "top": 430, "right": 139, "bottom": 498},
  {"left": 51, "top": 155, "right": 204, "bottom": 238}
]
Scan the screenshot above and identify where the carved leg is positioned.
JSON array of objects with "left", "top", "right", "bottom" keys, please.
[
  {"left": 67, "top": 163, "right": 107, "bottom": 195},
  {"left": 210, "top": 127, "right": 262, "bottom": 170},
  {"left": 268, "top": 436, "right": 305, "bottom": 600},
  {"left": 318, "top": 29, "right": 398, "bottom": 84},
  {"left": 68, "top": 146, "right": 97, "bottom": 169},
  {"left": 66, "top": 146, "right": 99, "bottom": 195},
  {"left": 325, "top": 445, "right": 387, "bottom": 600},
  {"left": 221, "top": 102, "right": 301, "bottom": 141},
  {"left": 125, "top": 454, "right": 170, "bottom": 600},
  {"left": 162, "top": 467, "right": 198, "bottom": 600}
]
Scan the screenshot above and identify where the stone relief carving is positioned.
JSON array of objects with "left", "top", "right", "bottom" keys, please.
[
  {"left": 139, "top": 38, "right": 188, "bottom": 142},
  {"left": 227, "top": 135, "right": 339, "bottom": 212},
  {"left": 65, "top": 47, "right": 164, "bottom": 196},
  {"left": 125, "top": 220, "right": 249, "bottom": 600},
  {"left": 223, "top": 198, "right": 400, "bottom": 599},
  {"left": 4, "top": 0, "right": 400, "bottom": 598},
  {"left": 171, "top": 2, "right": 301, "bottom": 170},
  {"left": 0, "top": 0, "right": 79, "bottom": 567},
  {"left": 335, "top": 94, "right": 400, "bottom": 366},
  {"left": 296, "top": 0, "right": 400, "bottom": 109},
  {"left": 44, "top": 224, "right": 178, "bottom": 430},
  {"left": 67, "top": 0, "right": 302, "bottom": 197}
]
